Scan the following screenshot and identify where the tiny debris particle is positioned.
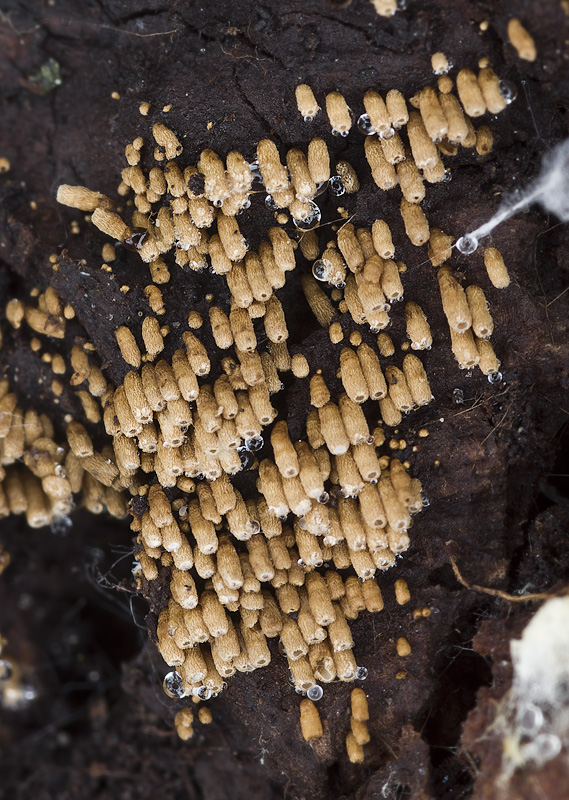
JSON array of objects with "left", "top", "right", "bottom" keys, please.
[
  {"left": 139, "top": 102, "right": 150, "bottom": 116},
  {"left": 111, "top": 91, "right": 120, "bottom": 100},
  {"left": 0, "top": 158, "right": 11, "bottom": 173}
]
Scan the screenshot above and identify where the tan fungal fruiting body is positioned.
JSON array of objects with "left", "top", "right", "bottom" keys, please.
[
  {"left": 397, "top": 157, "right": 425, "bottom": 204},
  {"left": 257, "top": 139, "right": 289, "bottom": 195},
  {"left": 419, "top": 87, "right": 448, "bottom": 142},
  {"left": 438, "top": 267, "right": 472, "bottom": 333},
  {"left": 478, "top": 68, "right": 508, "bottom": 115},
  {"left": 507, "top": 18, "right": 537, "bottom": 61},
  {"left": 56, "top": 185, "right": 114, "bottom": 212},
  {"left": 476, "top": 126, "right": 494, "bottom": 156},
  {"left": 115, "top": 327, "right": 141, "bottom": 368},
  {"left": 476, "top": 338, "right": 501, "bottom": 376},
  {"left": 466, "top": 285, "right": 494, "bottom": 339},
  {"left": 450, "top": 328, "right": 480, "bottom": 369},
  {"left": 400, "top": 200, "right": 430, "bottom": 246},
  {"left": 428, "top": 228, "right": 454, "bottom": 266},
  {"left": 484, "top": 248, "right": 510, "bottom": 288},
  {"left": 364, "top": 137, "right": 397, "bottom": 190},
  {"left": 456, "top": 69, "right": 486, "bottom": 117},
  {"left": 91, "top": 208, "right": 131, "bottom": 241},
  {"left": 325, "top": 92, "right": 352, "bottom": 136},
  {"left": 431, "top": 52, "right": 450, "bottom": 75},
  {"left": 404, "top": 302, "right": 432, "bottom": 350},
  {"left": 407, "top": 112, "right": 439, "bottom": 168},
  {"left": 295, "top": 84, "right": 320, "bottom": 121}
]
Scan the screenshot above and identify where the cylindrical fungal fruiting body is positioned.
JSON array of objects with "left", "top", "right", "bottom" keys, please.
[
  {"left": 325, "top": 92, "right": 352, "bottom": 136},
  {"left": 476, "top": 337, "right": 501, "bottom": 376},
  {"left": 438, "top": 267, "right": 472, "bottom": 333},
  {"left": 400, "top": 200, "right": 430, "bottom": 246},
  {"left": 507, "top": 18, "right": 536, "bottom": 61},
  {"left": 466, "top": 285, "right": 494, "bottom": 339},
  {"left": 385, "top": 89, "right": 409, "bottom": 129},
  {"left": 456, "top": 68, "right": 486, "bottom": 117},
  {"left": 418, "top": 87, "right": 448, "bottom": 142},
  {"left": 404, "top": 302, "right": 432, "bottom": 350},
  {"left": 484, "top": 248, "right": 510, "bottom": 288},
  {"left": 406, "top": 112, "right": 439, "bottom": 168},
  {"left": 364, "top": 137, "right": 397, "bottom": 190},
  {"left": 57, "top": 185, "right": 114, "bottom": 212},
  {"left": 295, "top": 84, "right": 320, "bottom": 121}
]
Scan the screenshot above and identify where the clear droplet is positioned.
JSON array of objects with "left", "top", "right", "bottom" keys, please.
[
  {"left": 213, "top": 198, "right": 224, "bottom": 208},
  {"left": 50, "top": 515, "right": 72, "bottom": 536},
  {"left": 0, "top": 660, "right": 13, "bottom": 680},
  {"left": 292, "top": 200, "right": 321, "bottom": 231},
  {"left": 318, "top": 491, "right": 329, "bottom": 504},
  {"left": 163, "top": 671, "right": 185, "bottom": 699},
  {"left": 248, "top": 161, "right": 263, "bottom": 184},
  {"left": 488, "top": 371, "right": 503, "bottom": 384},
  {"left": 312, "top": 258, "right": 332, "bottom": 282},
  {"left": 238, "top": 447, "right": 255, "bottom": 468},
  {"left": 265, "top": 194, "right": 278, "bottom": 211},
  {"left": 456, "top": 234, "right": 478, "bottom": 254},
  {"left": 422, "top": 495, "right": 430, "bottom": 508},
  {"left": 329, "top": 175, "right": 345, "bottom": 196},
  {"left": 519, "top": 703, "right": 544, "bottom": 735},
  {"left": 307, "top": 684, "right": 323, "bottom": 700},
  {"left": 303, "top": 114, "right": 317, "bottom": 123},
  {"left": 499, "top": 79, "right": 518, "bottom": 104},
  {"left": 379, "top": 126, "right": 395, "bottom": 140},
  {"left": 442, "top": 168, "right": 452, "bottom": 183},
  {"left": 452, "top": 388, "right": 464, "bottom": 404},
  {"left": 240, "top": 198, "right": 251, "bottom": 211},
  {"left": 356, "top": 666, "right": 368, "bottom": 680},
  {"left": 357, "top": 113, "right": 376, "bottom": 135},
  {"left": 245, "top": 435, "right": 264, "bottom": 452},
  {"left": 197, "top": 685, "right": 212, "bottom": 700}
]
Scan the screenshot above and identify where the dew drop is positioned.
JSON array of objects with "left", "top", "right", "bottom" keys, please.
[
  {"left": 456, "top": 234, "right": 479, "bottom": 254},
  {"left": 422, "top": 495, "right": 430, "bottom": 508},
  {"left": 0, "top": 660, "right": 13, "bottom": 680},
  {"left": 248, "top": 161, "right": 263, "bottom": 184},
  {"left": 265, "top": 194, "right": 279, "bottom": 211},
  {"left": 213, "top": 198, "right": 224, "bottom": 208},
  {"left": 488, "top": 371, "right": 503, "bottom": 384},
  {"left": 519, "top": 703, "right": 544, "bottom": 735},
  {"left": 245, "top": 435, "right": 264, "bottom": 452},
  {"left": 163, "top": 671, "right": 185, "bottom": 699},
  {"left": 499, "top": 79, "right": 518, "bottom": 104},
  {"left": 442, "top": 168, "right": 452, "bottom": 183},
  {"left": 312, "top": 258, "right": 331, "bottom": 282},
  {"left": 356, "top": 666, "right": 368, "bottom": 680},
  {"left": 357, "top": 113, "right": 376, "bottom": 135},
  {"left": 292, "top": 200, "right": 321, "bottom": 231},
  {"left": 238, "top": 447, "right": 255, "bottom": 468},
  {"left": 307, "top": 684, "right": 323, "bottom": 701},
  {"left": 379, "top": 126, "right": 395, "bottom": 140},
  {"left": 329, "top": 175, "right": 345, "bottom": 196},
  {"left": 50, "top": 515, "right": 72, "bottom": 536},
  {"left": 452, "top": 388, "right": 464, "bottom": 404}
]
